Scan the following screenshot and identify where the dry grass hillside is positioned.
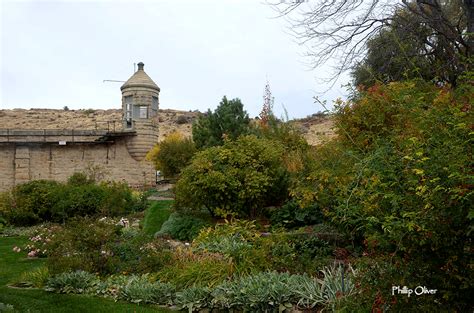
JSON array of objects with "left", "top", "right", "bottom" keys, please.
[
  {"left": 0, "top": 109, "right": 198, "bottom": 142},
  {"left": 0, "top": 109, "right": 335, "bottom": 145},
  {"left": 290, "top": 113, "right": 336, "bottom": 146}
]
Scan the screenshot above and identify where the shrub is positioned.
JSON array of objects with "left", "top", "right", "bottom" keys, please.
[
  {"left": 193, "top": 220, "right": 269, "bottom": 275},
  {"left": 46, "top": 218, "right": 119, "bottom": 274},
  {"left": 45, "top": 270, "right": 99, "bottom": 294},
  {"left": 146, "top": 132, "right": 196, "bottom": 178},
  {"left": 192, "top": 96, "right": 250, "bottom": 149},
  {"left": 19, "top": 224, "right": 61, "bottom": 258},
  {"left": 100, "top": 181, "right": 146, "bottom": 216},
  {"left": 211, "top": 271, "right": 322, "bottom": 311},
  {"left": 1, "top": 180, "right": 62, "bottom": 226},
  {"left": 46, "top": 217, "right": 172, "bottom": 275},
  {"left": 0, "top": 216, "right": 7, "bottom": 232},
  {"left": 117, "top": 275, "right": 175, "bottom": 305},
  {"left": 194, "top": 219, "right": 260, "bottom": 248},
  {"left": 93, "top": 274, "right": 131, "bottom": 299},
  {"left": 210, "top": 269, "right": 354, "bottom": 311},
  {"left": 335, "top": 256, "right": 446, "bottom": 312},
  {"left": 67, "top": 172, "right": 94, "bottom": 186},
  {"left": 270, "top": 200, "right": 323, "bottom": 228},
  {"left": 175, "top": 286, "right": 212, "bottom": 312},
  {"left": 193, "top": 220, "right": 331, "bottom": 275},
  {"left": 175, "top": 135, "right": 289, "bottom": 218},
  {"left": 0, "top": 174, "right": 147, "bottom": 226},
  {"left": 155, "top": 212, "right": 210, "bottom": 242},
  {"left": 106, "top": 233, "right": 173, "bottom": 274},
  {"left": 291, "top": 81, "right": 473, "bottom": 309},
  {"left": 54, "top": 184, "right": 106, "bottom": 221},
  {"left": 290, "top": 274, "right": 325, "bottom": 310}
]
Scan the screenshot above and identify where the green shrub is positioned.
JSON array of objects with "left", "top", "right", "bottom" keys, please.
[
  {"left": 117, "top": 275, "right": 175, "bottom": 305},
  {"left": 1, "top": 180, "right": 62, "bottom": 226},
  {"left": 193, "top": 220, "right": 334, "bottom": 275},
  {"left": 156, "top": 212, "right": 210, "bottom": 242},
  {"left": 175, "top": 135, "right": 289, "bottom": 218},
  {"left": 290, "top": 274, "right": 325, "bottom": 310},
  {"left": 100, "top": 181, "right": 146, "bottom": 216},
  {"left": 211, "top": 271, "right": 322, "bottom": 311},
  {"left": 292, "top": 234, "right": 333, "bottom": 259},
  {"left": 67, "top": 172, "right": 94, "bottom": 186},
  {"left": 46, "top": 218, "right": 172, "bottom": 275},
  {"left": 94, "top": 274, "right": 131, "bottom": 298},
  {"left": 193, "top": 220, "right": 268, "bottom": 273},
  {"left": 55, "top": 184, "right": 106, "bottom": 220},
  {"left": 196, "top": 234, "right": 253, "bottom": 258},
  {"left": 175, "top": 286, "right": 212, "bottom": 312},
  {"left": 106, "top": 233, "right": 173, "bottom": 274},
  {"left": 0, "top": 174, "right": 147, "bottom": 226},
  {"left": 210, "top": 269, "right": 354, "bottom": 311},
  {"left": 228, "top": 270, "right": 297, "bottom": 310},
  {"left": 46, "top": 218, "right": 119, "bottom": 274},
  {"left": 270, "top": 200, "right": 323, "bottom": 228},
  {"left": 0, "top": 216, "right": 7, "bottom": 232},
  {"left": 45, "top": 270, "right": 99, "bottom": 294}
]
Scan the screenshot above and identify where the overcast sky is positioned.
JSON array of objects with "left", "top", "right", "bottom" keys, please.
[{"left": 0, "top": 0, "right": 349, "bottom": 119}]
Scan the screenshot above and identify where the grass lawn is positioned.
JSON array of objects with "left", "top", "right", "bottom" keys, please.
[
  {"left": 0, "top": 236, "right": 171, "bottom": 313},
  {"left": 142, "top": 200, "right": 173, "bottom": 236}
]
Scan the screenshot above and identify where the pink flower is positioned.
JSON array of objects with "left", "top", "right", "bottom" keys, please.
[
  {"left": 12, "top": 246, "right": 21, "bottom": 253},
  {"left": 28, "top": 250, "right": 37, "bottom": 258}
]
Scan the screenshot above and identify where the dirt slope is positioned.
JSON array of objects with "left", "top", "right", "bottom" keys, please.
[{"left": 0, "top": 109, "right": 335, "bottom": 145}]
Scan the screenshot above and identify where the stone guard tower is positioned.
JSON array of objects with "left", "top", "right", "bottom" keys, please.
[{"left": 120, "top": 62, "right": 159, "bottom": 161}]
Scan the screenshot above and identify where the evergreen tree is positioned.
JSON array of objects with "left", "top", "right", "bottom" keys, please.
[{"left": 192, "top": 96, "right": 250, "bottom": 149}]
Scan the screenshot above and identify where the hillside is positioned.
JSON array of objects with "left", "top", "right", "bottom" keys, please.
[{"left": 0, "top": 109, "right": 335, "bottom": 145}]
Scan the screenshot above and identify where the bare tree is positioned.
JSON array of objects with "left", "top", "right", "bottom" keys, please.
[{"left": 268, "top": 0, "right": 473, "bottom": 83}]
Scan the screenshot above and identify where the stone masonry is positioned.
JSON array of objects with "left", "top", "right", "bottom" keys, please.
[{"left": 0, "top": 62, "right": 160, "bottom": 192}]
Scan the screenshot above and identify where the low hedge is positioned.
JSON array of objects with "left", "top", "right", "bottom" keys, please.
[{"left": 0, "top": 176, "right": 147, "bottom": 226}]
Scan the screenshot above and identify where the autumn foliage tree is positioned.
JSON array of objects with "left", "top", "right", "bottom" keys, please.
[
  {"left": 290, "top": 78, "right": 473, "bottom": 310},
  {"left": 146, "top": 132, "right": 196, "bottom": 178}
]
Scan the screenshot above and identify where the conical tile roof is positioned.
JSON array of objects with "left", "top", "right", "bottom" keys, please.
[{"left": 121, "top": 62, "right": 160, "bottom": 91}]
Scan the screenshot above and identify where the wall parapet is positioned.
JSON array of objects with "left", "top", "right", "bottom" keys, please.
[{"left": 0, "top": 128, "right": 136, "bottom": 144}]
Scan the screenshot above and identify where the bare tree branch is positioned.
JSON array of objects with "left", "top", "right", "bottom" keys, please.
[{"left": 266, "top": 0, "right": 472, "bottom": 85}]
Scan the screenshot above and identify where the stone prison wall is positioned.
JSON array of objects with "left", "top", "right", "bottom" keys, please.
[{"left": 0, "top": 140, "right": 156, "bottom": 192}]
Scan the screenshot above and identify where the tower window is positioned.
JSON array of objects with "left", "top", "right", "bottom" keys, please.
[
  {"left": 125, "top": 96, "right": 133, "bottom": 128},
  {"left": 139, "top": 106, "right": 148, "bottom": 119},
  {"left": 152, "top": 96, "right": 158, "bottom": 112}
]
